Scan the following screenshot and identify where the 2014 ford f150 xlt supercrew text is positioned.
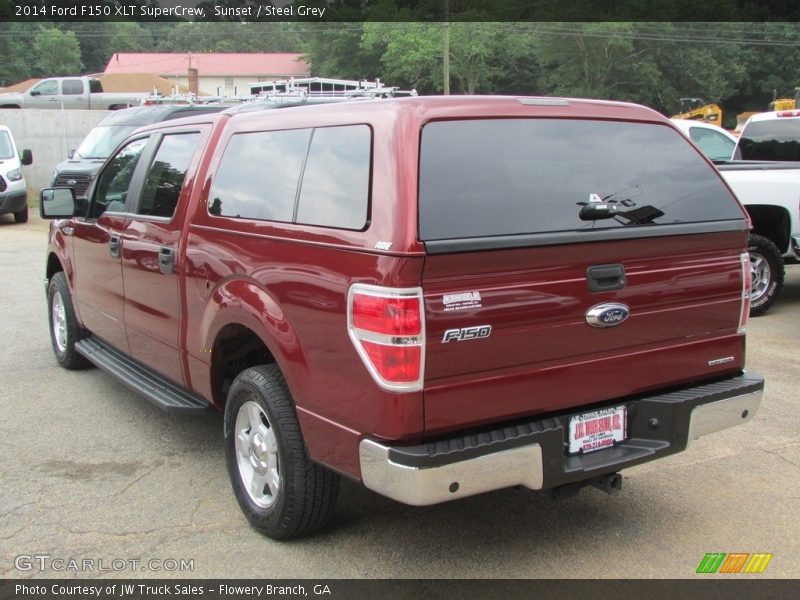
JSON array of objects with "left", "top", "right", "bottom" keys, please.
[{"left": 40, "top": 96, "right": 764, "bottom": 539}]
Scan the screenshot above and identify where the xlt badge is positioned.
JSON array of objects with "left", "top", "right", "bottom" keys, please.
[
  {"left": 442, "top": 325, "right": 492, "bottom": 343},
  {"left": 585, "top": 303, "right": 630, "bottom": 328}
]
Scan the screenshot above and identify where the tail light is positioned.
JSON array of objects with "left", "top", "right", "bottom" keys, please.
[
  {"left": 777, "top": 110, "right": 800, "bottom": 117},
  {"left": 738, "top": 252, "right": 751, "bottom": 335},
  {"left": 348, "top": 284, "right": 425, "bottom": 391}
]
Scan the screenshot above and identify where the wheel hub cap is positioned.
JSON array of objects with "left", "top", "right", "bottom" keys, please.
[{"left": 234, "top": 400, "right": 280, "bottom": 508}]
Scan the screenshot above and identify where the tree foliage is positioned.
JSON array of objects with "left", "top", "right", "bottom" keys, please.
[{"left": 33, "top": 27, "right": 83, "bottom": 77}]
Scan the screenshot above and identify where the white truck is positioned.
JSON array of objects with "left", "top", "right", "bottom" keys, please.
[
  {"left": 0, "top": 77, "right": 148, "bottom": 110},
  {"left": 721, "top": 112, "right": 800, "bottom": 315},
  {"left": 672, "top": 116, "right": 799, "bottom": 315}
]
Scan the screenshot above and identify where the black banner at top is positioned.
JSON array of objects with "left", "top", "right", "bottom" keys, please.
[{"left": 2, "top": 0, "right": 800, "bottom": 23}]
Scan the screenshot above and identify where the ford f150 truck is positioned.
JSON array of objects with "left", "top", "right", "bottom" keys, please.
[
  {"left": 0, "top": 77, "right": 147, "bottom": 110},
  {"left": 40, "top": 96, "right": 764, "bottom": 540}
]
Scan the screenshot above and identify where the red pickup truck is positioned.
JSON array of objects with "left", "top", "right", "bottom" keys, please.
[{"left": 40, "top": 96, "right": 764, "bottom": 540}]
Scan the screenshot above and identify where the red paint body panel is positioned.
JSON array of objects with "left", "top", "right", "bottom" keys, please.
[
  {"left": 71, "top": 213, "right": 130, "bottom": 354},
  {"left": 46, "top": 97, "right": 754, "bottom": 482}
]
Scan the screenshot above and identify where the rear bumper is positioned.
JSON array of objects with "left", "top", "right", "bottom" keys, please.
[{"left": 359, "top": 373, "right": 764, "bottom": 506}]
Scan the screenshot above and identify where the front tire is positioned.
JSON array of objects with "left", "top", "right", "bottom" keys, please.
[
  {"left": 47, "top": 272, "right": 91, "bottom": 369},
  {"left": 748, "top": 234, "right": 784, "bottom": 317},
  {"left": 13, "top": 206, "right": 28, "bottom": 223},
  {"left": 224, "top": 365, "right": 340, "bottom": 540}
]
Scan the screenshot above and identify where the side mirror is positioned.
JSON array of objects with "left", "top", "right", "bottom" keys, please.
[
  {"left": 30, "top": 90, "right": 40, "bottom": 96},
  {"left": 40, "top": 188, "right": 76, "bottom": 219},
  {"left": 21, "top": 149, "right": 32, "bottom": 166},
  {"left": 68, "top": 149, "right": 76, "bottom": 159}
]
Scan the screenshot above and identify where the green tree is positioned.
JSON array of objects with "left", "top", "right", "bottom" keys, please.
[
  {"left": 33, "top": 26, "right": 83, "bottom": 76},
  {"left": 0, "top": 24, "right": 33, "bottom": 85}
]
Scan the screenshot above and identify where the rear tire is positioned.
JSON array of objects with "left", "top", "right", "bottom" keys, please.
[
  {"left": 47, "top": 272, "right": 91, "bottom": 369},
  {"left": 748, "top": 234, "right": 784, "bottom": 317},
  {"left": 13, "top": 206, "right": 28, "bottom": 223},
  {"left": 224, "top": 365, "right": 340, "bottom": 540}
]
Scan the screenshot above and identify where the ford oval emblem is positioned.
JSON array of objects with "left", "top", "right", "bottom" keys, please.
[
  {"left": 585, "top": 303, "right": 630, "bottom": 328},
  {"left": 66, "top": 179, "right": 77, "bottom": 186}
]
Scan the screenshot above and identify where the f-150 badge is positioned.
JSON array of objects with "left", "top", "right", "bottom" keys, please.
[{"left": 442, "top": 325, "right": 492, "bottom": 343}]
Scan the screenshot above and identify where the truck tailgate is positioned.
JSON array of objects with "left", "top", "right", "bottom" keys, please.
[
  {"left": 421, "top": 233, "right": 747, "bottom": 434},
  {"left": 417, "top": 116, "right": 750, "bottom": 435}
]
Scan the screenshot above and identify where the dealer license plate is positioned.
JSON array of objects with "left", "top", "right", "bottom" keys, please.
[{"left": 568, "top": 405, "right": 628, "bottom": 455}]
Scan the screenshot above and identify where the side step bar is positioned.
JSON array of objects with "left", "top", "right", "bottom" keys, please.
[{"left": 75, "top": 337, "right": 212, "bottom": 414}]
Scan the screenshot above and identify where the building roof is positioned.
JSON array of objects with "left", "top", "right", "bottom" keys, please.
[{"left": 104, "top": 53, "right": 310, "bottom": 78}]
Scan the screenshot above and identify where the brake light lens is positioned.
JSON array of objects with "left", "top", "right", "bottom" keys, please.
[
  {"left": 738, "top": 252, "right": 751, "bottom": 335},
  {"left": 777, "top": 110, "right": 800, "bottom": 117},
  {"left": 348, "top": 285, "right": 425, "bottom": 391}
]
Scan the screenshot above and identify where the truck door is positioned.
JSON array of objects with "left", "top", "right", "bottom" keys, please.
[
  {"left": 71, "top": 136, "right": 152, "bottom": 354},
  {"left": 27, "top": 79, "right": 59, "bottom": 109},
  {"left": 120, "top": 128, "right": 205, "bottom": 385},
  {"left": 60, "top": 78, "right": 88, "bottom": 109}
]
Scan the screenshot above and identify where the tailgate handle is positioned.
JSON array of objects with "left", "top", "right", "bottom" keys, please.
[{"left": 587, "top": 264, "right": 626, "bottom": 292}]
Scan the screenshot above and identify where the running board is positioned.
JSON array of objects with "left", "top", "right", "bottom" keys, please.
[{"left": 75, "top": 337, "right": 212, "bottom": 414}]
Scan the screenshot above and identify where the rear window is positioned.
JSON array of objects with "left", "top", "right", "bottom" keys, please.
[
  {"left": 737, "top": 119, "right": 800, "bottom": 161},
  {"left": 418, "top": 119, "right": 744, "bottom": 241}
]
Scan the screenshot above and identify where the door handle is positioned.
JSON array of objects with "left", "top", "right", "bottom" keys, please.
[
  {"left": 159, "top": 246, "right": 175, "bottom": 275},
  {"left": 587, "top": 264, "right": 626, "bottom": 292},
  {"left": 109, "top": 234, "right": 121, "bottom": 259}
]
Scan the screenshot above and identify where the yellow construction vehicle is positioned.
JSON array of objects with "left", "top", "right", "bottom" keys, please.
[
  {"left": 768, "top": 88, "right": 800, "bottom": 111},
  {"left": 671, "top": 98, "right": 724, "bottom": 129}
]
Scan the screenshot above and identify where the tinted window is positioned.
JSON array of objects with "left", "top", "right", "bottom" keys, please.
[
  {"left": 89, "top": 79, "right": 103, "bottom": 93},
  {"left": 737, "top": 119, "right": 800, "bottom": 161},
  {"left": 137, "top": 133, "right": 200, "bottom": 218},
  {"left": 93, "top": 137, "right": 148, "bottom": 217},
  {"left": 210, "top": 125, "right": 371, "bottom": 228},
  {"left": 296, "top": 125, "right": 370, "bottom": 229},
  {"left": 209, "top": 129, "right": 311, "bottom": 222},
  {"left": 688, "top": 127, "right": 735, "bottom": 161},
  {"left": 418, "top": 119, "right": 744, "bottom": 241},
  {"left": 62, "top": 79, "right": 84, "bottom": 96}
]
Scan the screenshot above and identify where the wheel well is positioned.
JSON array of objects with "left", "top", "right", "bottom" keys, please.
[
  {"left": 211, "top": 324, "right": 275, "bottom": 407},
  {"left": 46, "top": 253, "right": 63, "bottom": 282},
  {"left": 0, "top": 105, "right": 21, "bottom": 109},
  {"left": 746, "top": 205, "right": 790, "bottom": 253}
]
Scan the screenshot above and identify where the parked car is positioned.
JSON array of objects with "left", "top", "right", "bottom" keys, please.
[
  {"left": 52, "top": 104, "right": 231, "bottom": 200},
  {"left": 40, "top": 96, "right": 763, "bottom": 539},
  {"left": 0, "top": 77, "right": 148, "bottom": 110},
  {"left": 0, "top": 125, "right": 32, "bottom": 223}
]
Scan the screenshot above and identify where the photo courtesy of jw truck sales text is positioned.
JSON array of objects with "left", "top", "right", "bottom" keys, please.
[{"left": 40, "top": 96, "right": 764, "bottom": 539}]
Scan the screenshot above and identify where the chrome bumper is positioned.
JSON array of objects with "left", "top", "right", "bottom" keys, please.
[
  {"left": 360, "top": 440, "right": 544, "bottom": 506},
  {"left": 359, "top": 375, "right": 763, "bottom": 507}
]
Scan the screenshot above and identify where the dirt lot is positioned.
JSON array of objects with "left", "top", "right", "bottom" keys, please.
[{"left": 1, "top": 213, "right": 798, "bottom": 579}]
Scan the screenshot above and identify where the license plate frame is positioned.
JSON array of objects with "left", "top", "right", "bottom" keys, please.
[{"left": 568, "top": 405, "right": 628, "bottom": 455}]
